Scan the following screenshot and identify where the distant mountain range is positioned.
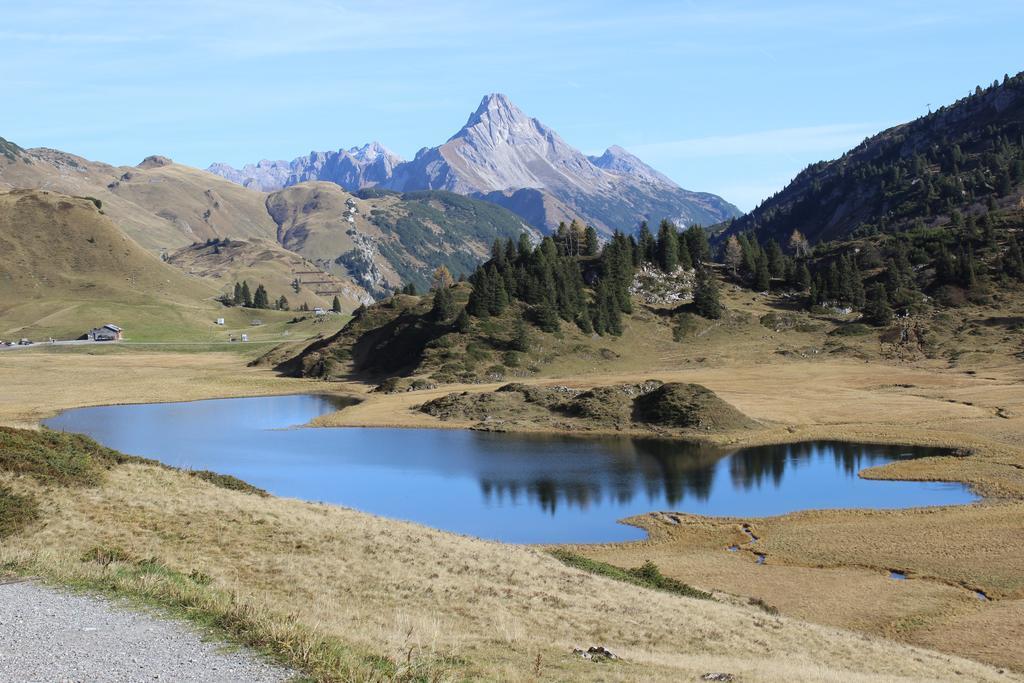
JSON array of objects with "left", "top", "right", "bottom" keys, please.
[
  {"left": 0, "top": 138, "right": 537, "bottom": 306},
  {"left": 207, "top": 142, "right": 401, "bottom": 194},
  {"left": 208, "top": 94, "right": 741, "bottom": 235}
]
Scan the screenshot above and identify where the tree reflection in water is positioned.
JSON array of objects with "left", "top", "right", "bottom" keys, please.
[{"left": 477, "top": 437, "right": 948, "bottom": 514}]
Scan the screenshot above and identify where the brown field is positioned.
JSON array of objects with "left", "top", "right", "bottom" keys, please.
[{"left": 2, "top": 284, "right": 1023, "bottom": 680}]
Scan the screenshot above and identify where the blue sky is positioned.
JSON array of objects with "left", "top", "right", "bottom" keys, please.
[{"left": 1, "top": 1, "right": 1021, "bottom": 210}]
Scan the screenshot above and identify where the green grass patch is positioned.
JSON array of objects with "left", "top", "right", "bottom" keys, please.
[{"left": 548, "top": 549, "right": 713, "bottom": 600}]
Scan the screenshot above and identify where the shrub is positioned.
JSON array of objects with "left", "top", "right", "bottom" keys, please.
[
  {"left": 548, "top": 550, "right": 712, "bottom": 600},
  {"left": 0, "top": 427, "right": 152, "bottom": 487},
  {"left": 81, "top": 545, "right": 135, "bottom": 567},
  {"left": 188, "top": 470, "right": 268, "bottom": 497}
]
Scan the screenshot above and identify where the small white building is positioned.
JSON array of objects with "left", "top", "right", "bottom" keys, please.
[
  {"left": 87, "top": 324, "right": 123, "bottom": 341},
  {"left": 215, "top": 317, "right": 225, "bottom": 326},
  {"left": 313, "top": 307, "right": 327, "bottom": 316},
  {"left": 240, "top": 333, "right": 249, "bottom": 342}
]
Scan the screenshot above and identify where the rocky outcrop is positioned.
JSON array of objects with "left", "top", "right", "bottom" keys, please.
[
  {"left": 335, "top": 230, "right": 390, "bottom": 298},
  {"left": 137, "top": 155, "right": 172, "bottom": 169},
  {"left": 630, "top": 263, "right": 696, "bottom": 305}
]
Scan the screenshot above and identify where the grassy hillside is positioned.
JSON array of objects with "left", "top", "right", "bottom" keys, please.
[
  {"left": 369, "top": 188, "right": 539, "bottom": 287},
  {"left": 268, "top": 182, "right": 539, "bottom": 294},
  {"left": 167, "top": 237, "right": 372, "bottom": 312},
  {"left": 0, "top": 148, "right": 278, "bottom": 251},
  {"left": 0, "top": 189, "right": 214, "bottom": 340},
  {"left": 0, "top": 189, "right": 339, "bottom": 343}
]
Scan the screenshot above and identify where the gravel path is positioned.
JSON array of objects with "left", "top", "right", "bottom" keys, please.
[{"left": 0, "top": 580, "right": 293, "bottom": 683}]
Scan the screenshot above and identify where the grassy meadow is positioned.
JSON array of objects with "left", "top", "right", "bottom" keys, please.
[{"left": 1, "top": 268, "right": 1023, "bottom": 679}]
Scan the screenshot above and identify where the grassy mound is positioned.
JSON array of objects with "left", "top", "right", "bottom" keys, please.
[
  {"left": 564, "top": 381, "right": 664, "bottom": 425},
  {"left": 421, "top": 380, "right": 757, "bottom": 435},
  {"left": 634, "top": 383, "right": 758, "bottom": 431},
  {"left": 640, "top": 383, "right": 752, "bottom": 432}
]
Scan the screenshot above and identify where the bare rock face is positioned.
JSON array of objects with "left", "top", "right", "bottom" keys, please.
[
  {"left": 208, "top": 143, "right": 402, "bottom": 193},
  {"left": 207, "top": 160, "right": 292, "bottom": 192},
  {"left": 208, "top": 94, "right": 740, "bottom": 235}
]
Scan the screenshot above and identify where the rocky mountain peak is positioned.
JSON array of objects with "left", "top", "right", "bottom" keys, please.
[
  {"left": 589, "top": 145, "right": 678, "bottom": 189},
  {"left": 451, "top": 93, "right": 543, "bottom": 145},
  {"left": 349, "top": 141, "right": 398, "bottom": 163}
]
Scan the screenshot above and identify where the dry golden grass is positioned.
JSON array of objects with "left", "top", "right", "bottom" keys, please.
[
  {"left": 573, "top": 501, "right": 1024, "bottom": 673},
  {"left": 2, "top": 292, "right": 1023, "bottom": 679},
  {"left": 1, "top": 463, "right": 1014, "bottom": 682},
  {"left": 0, "top": 350, "right": 317, "bottom": 428}
]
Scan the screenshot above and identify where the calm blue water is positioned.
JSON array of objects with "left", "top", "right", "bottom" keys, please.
[{"left": 43, "top": 394, "right": 978, "bottom": 543}]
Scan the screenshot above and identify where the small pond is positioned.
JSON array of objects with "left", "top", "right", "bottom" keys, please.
[{"left": 43, "top": 394, "right": 978, "bottom": 543}]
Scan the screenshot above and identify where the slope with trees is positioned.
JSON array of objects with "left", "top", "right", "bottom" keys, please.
[{"left": 714, "top": 72, "right": 1024, "bottom": 324}]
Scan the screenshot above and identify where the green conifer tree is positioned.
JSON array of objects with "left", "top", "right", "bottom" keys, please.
[
  {"left": 511, "top": 320, "right": 532, "bottom": 351},
  {"left": 584, "top": 226, "right": 599, "bottom": 256},
  {"left": 535, "top": 298, "right": 560, "bottom": 332},
  {"left": 863, "top": 283, "right": 893, "bottom": 326},
  {"left": 676, "top": 235, "right": 693, "bottom": 270},
  {"left": 431, "top": 286, "right": 456, "bottom": 321},
  {"left": 754, "top": 255, "right": 771, "bottom": 291},
  {"left": 518, "top": 233, "right": 532, "bottom": 260},
  {"left": 637, "top": 221, "right": 656, "bottom": 263},
  {"left": 684, "top": 225, "right": 711, "bottom": 265},
  {"left": 656, "top": 219, "right": 679, "bottom": 273},
  {"left": 454, "top": 307, "right": 471, "bottom": 332},
  {"left": 693, "top": 267, "right": 723, "bottom": 319},
  {"left": 253, "top": 284, "right": 269, "bottom": 309},
  {"left": 796, "top": 262, "right": 812, "bottom": 291}
]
